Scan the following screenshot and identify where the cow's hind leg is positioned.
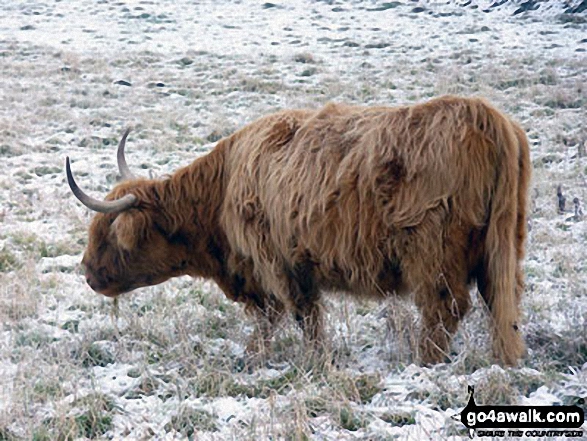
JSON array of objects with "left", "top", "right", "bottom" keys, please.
[
  {"left": 476, "top": 262, "right": 525, "bottom": 365},
  {"left": 416, "top": 275, "right": 471, "bottom": 364},
  {"left": 410, "top": 231, "right": 471, "bottom": 365}
]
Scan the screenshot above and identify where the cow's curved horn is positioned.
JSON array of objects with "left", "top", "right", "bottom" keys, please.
[
  {"left": 117, "top": 128, "right": 136, "bottom": 181},
  {"left": 66, "top": 157, "right": 137, "bottom": 213}
]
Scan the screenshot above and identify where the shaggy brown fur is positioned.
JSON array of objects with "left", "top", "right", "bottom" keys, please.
[{"left": 76, "top": 96, "right": 530, "bottom": 366}]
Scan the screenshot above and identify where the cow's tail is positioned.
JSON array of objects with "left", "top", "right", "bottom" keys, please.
[{"left": 479, "top": 100, "right": 529, "bottom": 366}]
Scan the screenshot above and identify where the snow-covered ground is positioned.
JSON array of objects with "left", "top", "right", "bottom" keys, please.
[{"left": 1, "top": 0, "right": 586, "bottom": 439}]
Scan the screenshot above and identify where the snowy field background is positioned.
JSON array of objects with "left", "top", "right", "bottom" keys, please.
[{"left": 1, "top": 0, "right": 586, "bottom": 439}]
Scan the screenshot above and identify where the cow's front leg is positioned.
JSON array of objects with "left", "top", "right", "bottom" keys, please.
[
  {"left": 294, "top": 300, "right": 325, "bottom": 349},
  {"left": 284, "top": 259, "right": 326, "bottom": 354},
  {"left": 245, "top": 296, "right": 284, "bottom": 355}
]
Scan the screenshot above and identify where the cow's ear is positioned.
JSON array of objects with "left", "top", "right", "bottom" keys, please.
[{"left": 111, "top": 211, "right": 149, "bottom": 250}]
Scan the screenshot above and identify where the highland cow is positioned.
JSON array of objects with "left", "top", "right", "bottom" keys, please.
[{"left": 66, "top": 96, "right": 530, "bottom": 365}]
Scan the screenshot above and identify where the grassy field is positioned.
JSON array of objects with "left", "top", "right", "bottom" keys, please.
[{"left": 0, "top": 1, "right": 586, "bottom": 439}]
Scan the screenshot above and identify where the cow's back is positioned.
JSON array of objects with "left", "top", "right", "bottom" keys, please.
[{"left": 222, "top": 97, "right": 508, "bottom": 302}]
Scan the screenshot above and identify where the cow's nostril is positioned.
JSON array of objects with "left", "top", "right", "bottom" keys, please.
[{"left": 85, "top": 271, "right": 98, "bottom": 290}]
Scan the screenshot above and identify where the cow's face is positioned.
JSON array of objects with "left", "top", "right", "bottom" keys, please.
[
  {"left": 81, "top": 197, "right": 190, "bottom": 297},
  {"left": 66, "top": 129, "right": 191, "bottom": 297}
]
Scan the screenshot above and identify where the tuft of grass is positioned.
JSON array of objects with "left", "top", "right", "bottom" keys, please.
[
  {"left": 10, "top": 232, "right": 81, "bottom": 259},
  {"left": 304, "top": 398, "right": 369, "bottom": 431},
  {"left": 0, "top": 427, "right": 18, "bottom": 441},
  {"left": 299, "top": 67, "right": 318, "bottom": 77},
  {"left": 355, "top": 373, "right": 382, "bottom": 403},
  {"left": 383, "top": 297, "right": 419, "bottom": 364},
  {"left": 189, "top": 372, "right": 238, "bottom": 398},
  {"left": 33, "top": 377, "right": 64, "bottom": 402},
  {"left": 0, "top": 247, "right": 20, "bottom": 272},
  {"left": 319, "top": 371, "right": 382, "bottom": 404},
  {"left": 73, "top": 412, "right": 113, "bottom": 439},
  {"left": 301, "top": 370, "right": 380, "bottom": 432},
  {"left": 0, "top": 144, "right": 21, "bottom": 157},
  {"left": 283, "top": 396, "right": 313, "bottom": 441},
  {"left": 61, "top": 320, "right": 79, "bottom": 333},
  {"left": 255, "top": 368, "right": 302, "bottom": 397},
  {"left": 165, "top": 406, "right": 218, "bottom": 435},
  {"left": 34, "top": 393, "right": 116, "bottom": 440},
  {"left": 14, "top": 170, "right": 33, "bottom": 184},
  {"left": 238, "top": 76, "right": 283, "bottom": 94},
  {"left": 74, "top": 342, "right": 116, "bottom": 368},
  {"left": 475, "top": 368, "right": 517, "bottom": 405},
  {"left": 0, "top": 271, "right": 40, "bottom": 321},
  {"left": 206, "top": 128, "right": 233, "bottom": 143},
  {"left": 294, "top": 52, "right": 317, "bottom": 64},
  {"left": 304, "top": 395, "right": 329, "bottom": 418},
  {"left": 557, "top": 13, "right": 587, "bottom": 24},
  {"left": 509, "top": 370, "right": 548, "bottom": 398},
  {"left": 189, "top": 367, "right": 302, "bottom": 399},
  {"left": 33, "top": 165, "right": 61, "bottom": 176},
  {"left": 31, "top": 427, "right": 52, "bottom": 441},
  {"left": 542, "top": 97, "right": 584, "bottom": 109},
  {"left": 406, "top": 377, "right": 464, "bottom": 411},
  {"left": 15, "top": 329, "right": 57, "bottom": 349},
  {"left": 379, "top": 410, "right": 416, "bottom": 426},
  {"left": 73, "top": 393, "right": 117, "bottom": 434},
  {"left": 337, "top": 406, "right": 368, "bottom": 431},
  {"left": 125, "top": 375, "right": 159, "bottom": 399},
  {"left": 494, "top": 68, "right": 558, "bottom": 91},
  {"left": 526, "top": 320, "right": 587, "bottom": 369}
]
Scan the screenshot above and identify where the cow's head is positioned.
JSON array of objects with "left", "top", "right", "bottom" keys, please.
[{"left": 66, "top": 129, "right": 191, "bottom": 297}]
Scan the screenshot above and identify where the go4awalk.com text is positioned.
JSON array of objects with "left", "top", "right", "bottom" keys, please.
[{"left": 453, "top": 387, "right": 585, "bottom": 439}]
